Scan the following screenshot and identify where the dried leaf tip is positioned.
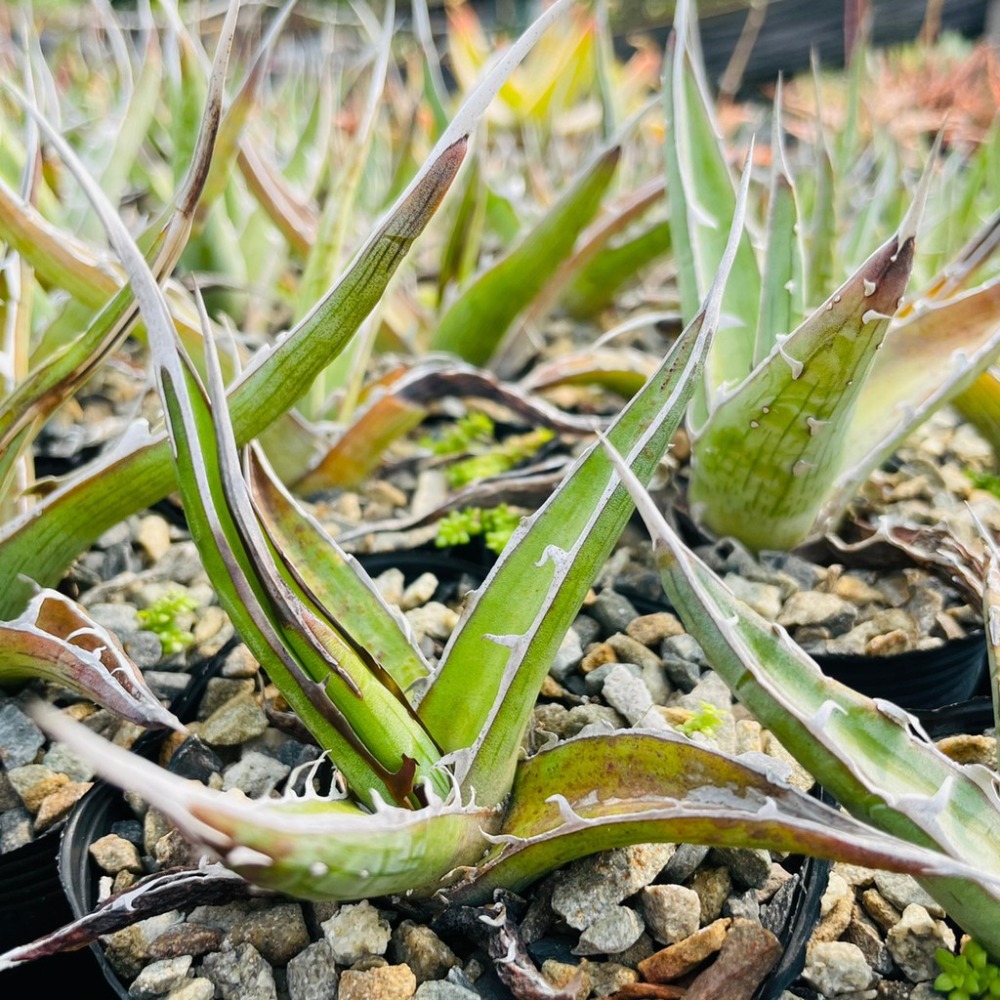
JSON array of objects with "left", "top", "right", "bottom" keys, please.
[{"left": 896, "top": 129, "right": 943, "bottom": 250}]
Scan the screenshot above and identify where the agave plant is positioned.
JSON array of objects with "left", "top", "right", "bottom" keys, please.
[
  {"left": 3, "top": 3, "right": 1000, "bottom": 994},
  {"left": 659, "top": 0, "right": 1000, "bottom": 553},
  {"left": 5, "top": 6, "right": 1000, "bottom": 989}
]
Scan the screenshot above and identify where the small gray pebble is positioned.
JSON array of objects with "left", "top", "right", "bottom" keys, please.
[
  {"left": 660, "top": 843, "right": 710, "bottom": 883},
  {"left": 0, "top": 702, "right": 45, "bottom": 769},
  {"left": 584, "top": 661, "right": 640, "bottom": 696},
  {"left": 590, "top": 591, "right": 639, "bottom": 635}
]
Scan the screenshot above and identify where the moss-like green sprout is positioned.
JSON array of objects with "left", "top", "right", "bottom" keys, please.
[
  {"left": 444, "top": 427, "right": 555, "bottom": 488},
  {"left": 420, "top": 411, "right": 496, "bottom": 455},
  {"left": 935, "top": 940, "right": 1000, "bottom": 999},
  {"left": 136, "top": 591, "right": 199, "bottom": 655},
  {"left": 435, "top": 504, "right": 522, "bottom": 554},
  {"left": 676, "top": 700, "right": 727, "bottom": 738}
]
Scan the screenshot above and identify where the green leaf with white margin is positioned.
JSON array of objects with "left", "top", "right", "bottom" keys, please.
[
  {"left": 418, "top": 147, "right": 755, "bottom": 808},
  {"left": 26, "top": 703, "right": 495, "bottom": 903},
  {"left": 605, "top": 439, "right": 1000, "bottom": 960},
  {"left": 430, "top": 141, "right": 622, "bottom": 366},
  {"left": 449, "top": 731, "right": 1000, "bottom": 904},
  {"left": 802, "top": 54, "right": 836, "bottom": 310},
  {"left": 816, "top": 275, "right": 1000, "bottom": 535},
  {"left": 753, "top": 79, "right": 803, "bottom": 366},
  {"left": 30, "top": 78, "right": 447, "bottom": 809},
  {"left": 246, "top": 448, "right": 432, "bottom": 694},
  {"left": 0, "top": 0, "right": 240, "bottom": 472},
  {"left": 686, "top": 161, "right": 931, "bottom": 553},
  {"left": 663, "top": 0, "right": 760, "bottom": 425},
  {"left": 0, "top": 590, "right": 182, "bottom": 732},
  {"left": 0, "top": 0, "right": 580, "bottom": 620}
]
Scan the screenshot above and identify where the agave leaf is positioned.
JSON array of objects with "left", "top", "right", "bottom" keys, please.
[
  {"left": 519, "top": 344, "right": 661, "bottom": 398},
  {"left": 802, "top": 54, "right": 837, "bottom": 309},
  {"left": 27, "top": 704, "right": 493, "bottom": 902},
  {"left": 237, "top": 143, "right": 317, "bottom": 257},
  {"left": 34, "top": 76, "right": 449, "bottom": 808},
  {"left": 0, "top": 0, "right": 578, "bottom": 620},
  {"left": 687, "top": 176, "right": 927, "bottom": 552},
  {"left": 294, "top": 0, "right": 394, "bottom": 325},
  {"left": 817, "top": 277, "right": 1000, "bottom": 530},
  {"left": 436, "top": 146, "right": 489, "bottom": 306},
  {"left": 247, "top": 448, "right": 433, "bottom": 694},
  {"left": 161, "top": 293, "right": 449, "bottom": 807},
  {"left": 663, "top": 0, "right": 760, "bottom": 424},
  {"left": 0, "top": 863, "right": 255, "bottom": 970},
  {"left": 0, "top": 175, "right": 118, "bottom": 305},
  {"left": 607, "top": 441, "right": 1000, "bottom": 958},
  {"left": 453, "top": 731, "right": 997, "bottom": 903},
  {"left": 196, "top": 0, "right": 300, "bottom": 229},
  {"left": 418, "top": 151, "right": 754, "bottom": 807},
  {"left": 561, "top": 218, "right": 672, "bottom": 320},
  {"left": 0, "top": 0, "right": 239, "bottom": 464},
  {"left": 411, "top": 0, "right": 451, "bottom": 136},
  {"left": 986, "top": 549, "right": 1000, "bottom": 771},
  {"left": 519, "top": 172, "right": 665, "bottom": 329},
  {"left": 0, "top": 137, "right": 465, "bottom": 620},
  {"left": 0, "top": 591, "right": 182, "bottom": 732},
  {"left": 297, "top": 0, "right": 396, "bottom": 420},
  {"left": 753, "top": 83, "right": 803, "bottom": 365},
  {"left": 953, "top": 367, "right": 1000, "bottom": 460},
  {"left": 0, "top": 248, "right": 34, "bottom": 514},
  {"left": 429, "top": 142, "right": 622, "bottom": 365},
  {"left": 91, "top": 28, "right": 163, "bottom": 231}
]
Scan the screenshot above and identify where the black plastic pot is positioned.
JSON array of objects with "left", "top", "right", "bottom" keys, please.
[
  {"left": 5, "top": 639, "right": 235, "bottom": 996},
  {"left": 812, "top": 632, "right": 989, "bottom": 712}
]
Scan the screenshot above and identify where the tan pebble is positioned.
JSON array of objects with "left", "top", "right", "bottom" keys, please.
[
  {"left": 540, "top": 675, "right": 566, "bottom": 698},
  {"left": 581, "top": 641, "right": 617, "bottom": 673},
  {"left": 89, "top": 833, "right": 144, "bottom": 874},
  {"left": 734, "top": 719, "right": 763, "bottom": 754},
  {"left": 579, "top": 958, "right": 639, "bottom": 995},
  {"left": 810, "top": 876, "right": 854, "bottom": 944},
  {"left": 637, "top": 918, "right": 731, "bottom": 983},
  {"left": 366, "top": 480, "right": 408, "bottom": 509},
  {"left": 400, "top": 572, "right": 439, "bottom": 611},
  {"left": 337, "top": 963, "right": 416, "bottom": 1000},
  {"left": 608, "top": 984, "right": 686, "bottom": 998},
  {"left": 193, "top": 605, "right": 228, "bottom": 644},
  {"left": 860, "top": 888, "right": 901, "bottom": 932},
  {"left": 833, "top": 574, "right": 886, "bottom": 606},
  {"left": 7, "top": 766, "right": 70, "bottom": 813},
  {"left": 935, "top": 734, "right": 997, "bottom": 767},
  {"left": 34, "top": 780, "right": 93, "bottom": 832},
  {"left": 541, "top": 959, "right": 590, "bottom": 999},
  {"left": 626, "top": 612, "right": 685, "bottom": 646},
  {"left": 864, "top": 629, "right": 913, "bottom": 656},
  {"left": 136, "top": 515, "right": 172, "bottom": 562}
]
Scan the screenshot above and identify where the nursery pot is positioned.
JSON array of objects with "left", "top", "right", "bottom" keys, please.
[{"left": 53, "top": 640, "right": 234, "bottom": 997}]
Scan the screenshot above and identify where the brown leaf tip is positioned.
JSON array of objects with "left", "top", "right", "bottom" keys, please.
[{"left": 866, "top": 236, "right": 915, "bottom": 317}]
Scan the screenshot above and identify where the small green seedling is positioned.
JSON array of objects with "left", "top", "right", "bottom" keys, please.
[
  {"left": 676, "top": 700, "right": 726, "bottom": 738},
  {"left": 935, "top": 940, "right": 1000, "bottom": 999},
  {"left": 445, "top": 426, "right": 554, "bottom": 487},
  {"left": 420, "top": 411, "right": 496, "bottom": 455},
  {"left": 435, "top": 504, "right": 522, "bottom": 553},
  {"left": 137, "top": 591, "right": 199, "bottom": 655}
]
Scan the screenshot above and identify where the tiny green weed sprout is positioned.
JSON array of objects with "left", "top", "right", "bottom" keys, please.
[
  {"left": 445, "top": 427, "right": 555, "bottom": 488},
  {"left": 435, "top": 504, "right": 522, "bottom": 553},
  {"left": 968, "top": 470, "right": 1000, "bottom": 500},
  {"left": 420, "top": 411, "right": 496, "bottom": 455},
  {"left": 136, "top": 592, "right": 199, "bottom": 655},
  {"left": 676, "top": 700, "right": 726, "bottom": 738},
  {"left": 935, "top": 940, "right": 1000, "bottom": 999}
]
